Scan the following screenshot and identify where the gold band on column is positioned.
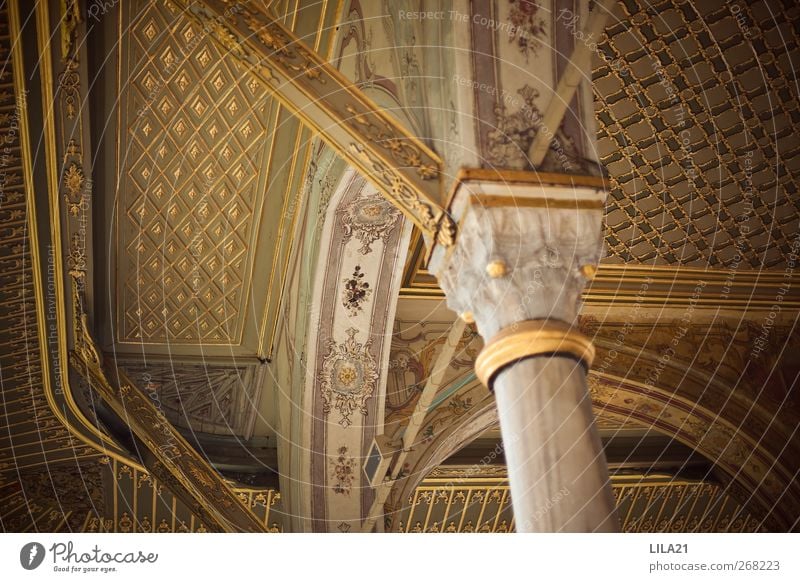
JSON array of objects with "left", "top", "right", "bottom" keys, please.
[{"left": 475, "top": 319, "right": 595, "bottom": 390}]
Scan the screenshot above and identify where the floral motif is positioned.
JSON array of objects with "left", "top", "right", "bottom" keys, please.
[
  {"left": 487, "top": 84, "right": 588, "bottom": 171},
  {"left": 508, "top": 0, "right": 546, "bottom": 61},
  {"left": 344, "top": 104, "right": 438, "bottom": 179},
  {"left": 487, "top": 84, "right": 542, "bottom": 168},
  {"left": 189, "top": 464, "right": 215, "bottom": 489},
  {"left": 319, "top": 328, "right": 379, "bottom": 427},
  {"left": 342, "top": 193, "right": 401, "bottom": 254},
  {"left": 62, "top": 163, "right": 85, "bottom": 216},
  {"left": 342, "top": 265, "right": 371, "bottom": 315},
  {"left": 67, "top": 233, "right": 86, "bottom": 274},
  {"left": 331, "top": 446, "right": 356, "bottom": 495}
]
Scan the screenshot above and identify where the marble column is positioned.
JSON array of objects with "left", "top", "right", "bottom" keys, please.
[
  {"left": 390, "top": 0, "right": 618, "bottom": 530},
  {"left": 429, "top": 176, "right": 619, "bottom": 532}
]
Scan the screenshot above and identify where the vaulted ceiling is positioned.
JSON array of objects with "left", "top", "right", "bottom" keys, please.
[{"left": 1, "top": 0, "right": 799, "bottom": 533}]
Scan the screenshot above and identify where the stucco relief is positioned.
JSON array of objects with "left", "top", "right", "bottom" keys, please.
[
  {"left": 319, "top": 328, "right": 380, "bottom": 428},
  {"left": 341, "top": 193, "right": 402, "bottom": 254}
]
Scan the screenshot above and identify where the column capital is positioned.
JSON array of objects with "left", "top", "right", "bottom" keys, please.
[{"left": 429, "top": 171, "right": 608, "bottom": 340}]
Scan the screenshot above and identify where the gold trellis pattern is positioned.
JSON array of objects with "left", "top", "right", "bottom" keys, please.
[
  {"left": 396, "top": 469, "right": 764, "bottom": 533},
  {"left": 595, "top": 0, "right": 800, "bottom": 267},
  {"left": 119, "top": 0, "right": 271, "bottom": 343}
]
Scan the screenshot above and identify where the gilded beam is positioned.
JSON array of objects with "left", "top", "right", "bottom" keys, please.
[
  {"left": 68, "top": 274, "right": 267, "bottom": 533},
  {"left": 172, "top": 0, "right": 455, "bottom": 247}
]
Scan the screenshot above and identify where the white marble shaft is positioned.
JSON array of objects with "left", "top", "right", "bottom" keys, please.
[
  {"left": 430, "top": 198, "right": 619, "bottom": 532},
  {"left": 494, "top": 357, "right": 618, "bottom": 532}
]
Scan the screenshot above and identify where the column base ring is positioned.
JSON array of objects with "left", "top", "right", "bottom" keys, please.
[{"left": 475, "top": 319, "right": 595, "bottom": 390}]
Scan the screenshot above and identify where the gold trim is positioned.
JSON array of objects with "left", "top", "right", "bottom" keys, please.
[
  {"left": 469, "top": 194, "right": 605, "bottom": 210},
  {"left": 401, "top": 260, "right": 800, "bottom": 308},
  {"left": 402, "top": 471, "right": 759, "bottom": 533},
  {"left": 459, "top": 311, "right": 475, "bottom": 324},
  {"left": 262, "top": 0, "right": 342, "bottom": 358},
  {"left": 580, "top": 264, "right": 598, "bottom": 280},
  {"left": 485, "top": 259, "right": 509, "bottom": 278},
  {"left": 426, "top": 169, "right": 608, "bottom": 263},
  {"left": 255, "top": 101, "right": 288, "bottom": 356},
  {"left": 20, "top": 0, "right": 137, "bottom": 468},
  {"left": 445, "top": 168, "right": 610, "bottom": 210},
  {"left": 174, "top": 0, "right": 454, "bottom": 245},
  {"left": 475, "top": 319, "right": 595, "bottom": 389}
]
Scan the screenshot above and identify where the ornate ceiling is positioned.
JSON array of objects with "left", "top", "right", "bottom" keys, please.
[
  {"left": 118, "top": 0, "right": 274, "bottom": 345},
  {"left": 81, "top": 0, "right": 344, "bottom": 462},
  {"left": 102, "top": 0, "right": 339, "bottom": 357},
  {"left": 597, "top": 0, "right": 800, "bottom": 267},
  {"left": 1, "top": 0, "right": 799, "bottom": 534},
  {"left": 401, "top": 0, "right": 800, "bottom": 297},
  {"left": 80, "top": 459, "right": 283, "bottom": 533},
  {"left": 119, "top": 362, "right": 261, "bottom": 437},
  {"left": 0, "top": 1, "right": 103, "bottom": 509}
]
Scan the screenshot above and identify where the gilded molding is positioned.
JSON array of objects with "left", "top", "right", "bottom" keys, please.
[
  {"left": 173, "top": 0, "right": 455, "bottom": 246},
  {"left": 68, "top": 271, "right": 267, "bottom": 532},
  {"left": 469, "top": 194, "right": 605, "bottom": 210},
  {"left": 1, "top": 0, "right": 124, "bottom": 475},
  {"left": 88, "top": 458, "right": 283, "bottom": 532},
  {"left": 475, "top": 319, "right": 595, "bottom": 389},
  {"left": 401, "top": 259, "right": 800, "bottom": 310},
  {"left": 0, "top": 0, "right": 102, "bottom": 480},
  {"left": 445, "top": 167, "right": 611, "bottom": 210},
  {"left": 59, "top": 0, "right": 80, "bottom": 63}
]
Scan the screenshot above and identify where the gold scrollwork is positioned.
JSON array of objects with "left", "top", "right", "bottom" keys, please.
[
  {"left": 241, "top": 9, "right": 325, "bottom": 83},
  {"left": 344, "top": 105, "right": 437, "bottom": 180},
  {"left": 60, "top": 0, "right": 81, "bottom": 63},
  {"left": 62, "top": 163, "right": 85, "bottom": 216},
  {"left": 349, "top": 142, "right": 455, "bottom": 246},
  {"left": 67, "top": 233, "right": 86, "bottom": 274},
  {"left": 70, "top": 274, "right": 102, "bottom": 370},
  {"left": 206, "top": 19, "right": 245, "bottom": 58},
  {"left": 57, "top": 61, "right": 80, "bottom": 120}
]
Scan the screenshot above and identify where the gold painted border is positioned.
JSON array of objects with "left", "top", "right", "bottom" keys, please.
[
  {"left": 468, "top": 194, "right": 605, "bottom": 210},
  {"left": 177, "top": 0, "right": 448, "bottom": 240},
  {"left": 262, "top": 0, "right": 342, "bottom": 359},
  {"left": 30, "top": 0, "right": 143, "bottom": 470},
  {"left": 475, "top": 319, "right": 595, "bottom": 389},
  {"left": 401, "top": 258, "right": 800, "bottom": 308},
  {"left": 444, "top": 168, "right": 611, "bottom": 213}
]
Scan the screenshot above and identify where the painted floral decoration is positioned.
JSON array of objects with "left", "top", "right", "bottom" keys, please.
[
  {"left": 342, "top": 265, "right": 372, "bottom": 315},
  {"left": 508, "top": 0, "right": 546, "bottom": 61}
]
